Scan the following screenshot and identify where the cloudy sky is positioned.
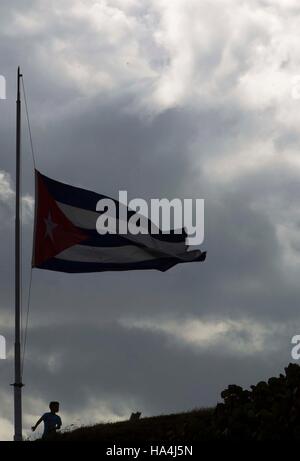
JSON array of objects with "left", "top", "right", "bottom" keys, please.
[{"left": 1, "top": 0, "right": 300, "bottom": 441}]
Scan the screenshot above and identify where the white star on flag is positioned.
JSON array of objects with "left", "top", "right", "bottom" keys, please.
[{"left": 44, "top": 211, "right": 58, "bottom": 241}]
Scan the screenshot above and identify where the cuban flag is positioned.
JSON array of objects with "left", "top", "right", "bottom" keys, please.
[{"left": 32, "top": 170, "right": 206, "bottom": 273}]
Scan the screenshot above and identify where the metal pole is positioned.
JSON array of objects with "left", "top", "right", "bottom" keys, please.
[{"left": 14, "top": 66, "right": 23, "bottom": 442}]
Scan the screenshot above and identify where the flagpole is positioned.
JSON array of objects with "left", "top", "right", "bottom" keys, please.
[{"left": 13, "top": 66, "right": 23, "bottom": 441}]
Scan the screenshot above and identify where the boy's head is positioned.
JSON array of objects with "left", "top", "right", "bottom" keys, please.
[{"left": 49, "top": 401, "right": 59, "bottom": 413}]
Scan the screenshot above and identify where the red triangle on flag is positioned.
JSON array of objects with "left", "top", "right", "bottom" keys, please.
[{"left": 32, "top": 171, "right": 88, "bottom": 267}]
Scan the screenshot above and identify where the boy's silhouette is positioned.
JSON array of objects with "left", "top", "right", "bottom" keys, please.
[{"left": 32, "top": 401, "right": 62, "bottom": 439}]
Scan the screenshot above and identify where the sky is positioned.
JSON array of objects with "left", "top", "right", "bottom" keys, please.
[{"left": 1, "top": 0, "right": 300, "bottom": 441}]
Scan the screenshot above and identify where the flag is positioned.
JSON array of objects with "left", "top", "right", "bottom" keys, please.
[{"left": 32, "top": 170, "right": 206, "bottom": 273}]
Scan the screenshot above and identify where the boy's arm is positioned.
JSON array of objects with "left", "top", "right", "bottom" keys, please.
[
  {"left": 31, "top": 416, "right": 43, "bottom": 432},
  {"left": 56, "top": 416, "right": 62, "bottom": 430}
]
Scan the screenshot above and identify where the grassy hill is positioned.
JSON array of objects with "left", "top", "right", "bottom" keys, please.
[{"left": 48, "top": 408, "right": 214, "bottom": 442}]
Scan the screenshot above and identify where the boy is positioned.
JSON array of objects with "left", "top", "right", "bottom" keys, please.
[{"left": 32, "top": 401, "right": 62, "bottom": 439}]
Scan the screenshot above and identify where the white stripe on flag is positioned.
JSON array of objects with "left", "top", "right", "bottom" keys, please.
[
  {"left": 56, "top": 245, "right": 159, "bottom": 263},
  {"left": 57, "top": 201, "right": 98, "bottom": 229}
]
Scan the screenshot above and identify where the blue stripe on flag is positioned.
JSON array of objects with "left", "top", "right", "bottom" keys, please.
[{"left": 36, "top": 256, "right": 180, "bottom": 273}]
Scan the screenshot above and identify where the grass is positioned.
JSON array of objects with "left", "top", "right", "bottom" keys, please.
[{"left": 47, "top": 408, "right": 215, "bottom": 442}]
